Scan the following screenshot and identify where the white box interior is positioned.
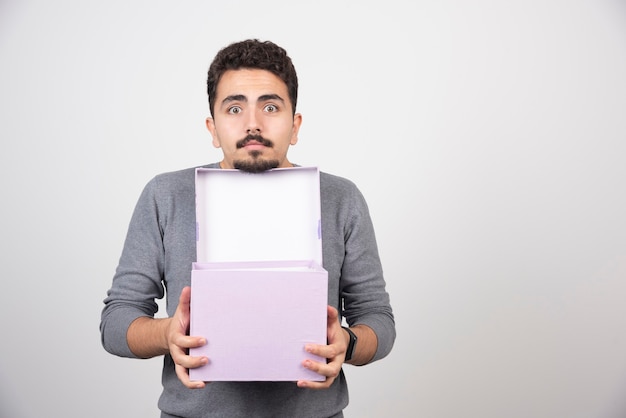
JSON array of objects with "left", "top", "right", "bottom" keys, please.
[{"left": 195, "top": 166, "right": 323, "bottom": 264}]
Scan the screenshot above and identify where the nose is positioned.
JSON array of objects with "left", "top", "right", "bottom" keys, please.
[{"left": 246, "top": 110, "right": 261, "bottom": 134}]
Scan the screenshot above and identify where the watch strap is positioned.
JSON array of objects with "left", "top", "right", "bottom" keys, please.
[{"left": 342, "top": 326, "right": 358, "bottom": 361}]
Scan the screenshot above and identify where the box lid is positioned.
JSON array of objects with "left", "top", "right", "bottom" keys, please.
[{"left": 195, "top": 166, "right": 323, "bottom": 264}]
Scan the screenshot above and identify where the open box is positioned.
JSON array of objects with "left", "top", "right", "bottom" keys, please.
[{"left": 189, "top": 167, "right": 328, "bottom": 382}]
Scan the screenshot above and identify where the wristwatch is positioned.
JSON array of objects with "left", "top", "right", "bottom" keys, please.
[{"left": 342, "top": 326, "right": 358, "bottom": 361}]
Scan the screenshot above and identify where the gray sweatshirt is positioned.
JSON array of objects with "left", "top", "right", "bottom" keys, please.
[{"left": 100, "top": 163, "right": 395, "bottom": 418}]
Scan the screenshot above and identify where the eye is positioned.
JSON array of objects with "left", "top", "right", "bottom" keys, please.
[
  {"left": 264, "top": 104, "right": 278, "bottom": 113},
  {"left": 228, "top": 106, "right": 242, "bottom": 115}
]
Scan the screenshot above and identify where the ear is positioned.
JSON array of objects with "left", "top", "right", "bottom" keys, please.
[
  {"left": 205, "top": 117, "right": 221, "bottom": 148},
  {"left": 290, "top": 113, "right": 302, "bottom": 146}
]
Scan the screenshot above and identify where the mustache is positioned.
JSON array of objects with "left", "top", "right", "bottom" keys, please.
[{"left": 236, "top": 134, "right": 274, "bottom": 149}]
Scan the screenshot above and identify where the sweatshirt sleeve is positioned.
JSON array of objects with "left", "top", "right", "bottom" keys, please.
[
  {"left": 100, "top": 177, "right": 166, "bottom": 358},
  {"left": 340, "top": 184, "right": 396, "bottom": 363}
]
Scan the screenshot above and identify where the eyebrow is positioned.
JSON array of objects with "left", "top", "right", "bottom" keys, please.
[{"left": 221, "top": 93, "right": 285, "bottom": 107}]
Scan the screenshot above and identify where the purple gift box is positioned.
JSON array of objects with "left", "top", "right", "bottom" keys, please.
[{"left": 189, "top": 167, "right": 328, "bottom": 382}]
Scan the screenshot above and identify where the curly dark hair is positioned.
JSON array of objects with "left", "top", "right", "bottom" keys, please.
[{"left": 206, "top": 39, "right": 299, "bottom": 116}]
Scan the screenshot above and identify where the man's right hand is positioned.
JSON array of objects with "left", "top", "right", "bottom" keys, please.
[
  {"left": 127, "top": 286, "right": 208, "bottom": 389},
  {"left": 168, "top": 286, "right": 209, "bottom": 389}
]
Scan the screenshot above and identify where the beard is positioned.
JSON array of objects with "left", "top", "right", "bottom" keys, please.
[
  {"left": 233, "top": 154, "right": 280, "bottom": 173},
  {"left": 233, "top": 134, "right": 279, "bottom": 173}
]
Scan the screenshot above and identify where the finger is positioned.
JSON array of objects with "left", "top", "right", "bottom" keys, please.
[
  {"left": 171, "top": 342, "right": 209, "bottom": 389},
  {"left": 171, "top": 333, "right": 207, "bottom": 350},
  {"left": 170, "top": 330, "right": 208, "bottom": 364},
  {"left": 297, "top": 378, "right": 334, "bottom": 390},
  {"left": 171, "top": 345, "right": 208, "bottom": 369},
  {"left": 296, "top": 360, "right": 338, "bottom": 390},
  {"left": 299, "top": 356, "right": 341, "bottom": 381},
  {"left": 305, "top": 340, "right": 343, "bottom": 361},
  {"left": 175, "top": 362, "right": 206, "bottom": 389}
]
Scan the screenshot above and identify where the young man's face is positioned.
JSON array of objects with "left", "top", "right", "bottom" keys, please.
[{"left": 206, "top": 69, "right": 302, "bottom": 172}]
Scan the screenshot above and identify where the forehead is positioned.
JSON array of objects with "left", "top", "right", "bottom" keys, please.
[{"left": 216, "top": 69, "right": 289, "bottom": 100}]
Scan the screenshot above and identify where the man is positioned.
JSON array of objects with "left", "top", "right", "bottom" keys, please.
[{"left": 101, "top": 39, "right": 395, "bottom": 418}]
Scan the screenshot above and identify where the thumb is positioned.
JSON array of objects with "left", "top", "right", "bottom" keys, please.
[
  {"left": 327, "top": 305, "right": 339, "bottom": 322},
  {"left": 178, "top": 286, "right": 192, "bottom": 311},
  {"left": 175, "top": 286, "right": 192, "bottom": 331}
]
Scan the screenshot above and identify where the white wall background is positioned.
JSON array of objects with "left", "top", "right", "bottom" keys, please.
[{"left": 1, "top": 1, "right": 626, "bottom": 417}]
